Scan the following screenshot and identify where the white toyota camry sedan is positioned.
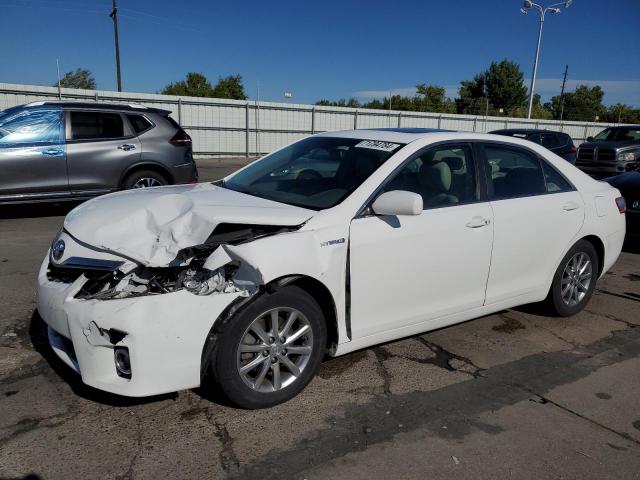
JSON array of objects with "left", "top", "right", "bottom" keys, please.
[{"left": 38, "top": 128, "right": 626, "bottom": 408}]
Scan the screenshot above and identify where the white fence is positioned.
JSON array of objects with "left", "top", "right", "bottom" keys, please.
[{"left": 0, "top": 82, "right": 616, "bottom": 158}]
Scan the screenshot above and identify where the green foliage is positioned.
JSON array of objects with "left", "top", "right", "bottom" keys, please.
[
  {"left": 315, "top": 98, "right": 361, "bottom": 108},
  {"left": 56, "top": 68, "right": 96, "bottom": 89},
  {"left": 317, "top": 85, "right": 455, "bottom": 114},
  {"left": 212, "top": 74, "right": 247, "bottom": 100},
  {"left": 602, "top": 104, "right": 640, "bottom": 124},
  {"left": 456, "top": 59, "right": 527, "bottom": 116},
  {"left": 545, "top": 85, "right": 605, "bottom": 121},
  {"left": 162, "top": 72, "right": 214, "bottom": 97},
  {"left": 161, "top": 73, "right": 247, "bottom": 99}
]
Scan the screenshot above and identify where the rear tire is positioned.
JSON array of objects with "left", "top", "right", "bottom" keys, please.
[
  {"left": 208, "top": 286, "right": 326, "bottom": 409},
  {"left": 545, "top": 239, "right": 599, "bottom": 317},
  {"left": 122, "top": 169, "right": 168, "bottom": 189}
]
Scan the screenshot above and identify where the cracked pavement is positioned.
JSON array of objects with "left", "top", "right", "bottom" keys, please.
[{"left": 1, "top": 158, "right": 639, "bottom": 479}]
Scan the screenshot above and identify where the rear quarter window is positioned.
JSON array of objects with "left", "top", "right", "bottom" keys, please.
[{"left": 127, "top": 114, "right": 153, "bottom": 134}]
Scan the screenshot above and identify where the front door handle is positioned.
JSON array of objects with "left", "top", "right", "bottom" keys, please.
[
  {"left": 118, "top": 144, "right": 136, "bottom": 151},
  {"left": 563, "top": 202, "right": 580, "bottom": 211},
  {"left": 42, "top": 148, "right": 63, "bottom": 156},
  {"left": 466, "top": 216, "right": 491, "bottom": 228}
]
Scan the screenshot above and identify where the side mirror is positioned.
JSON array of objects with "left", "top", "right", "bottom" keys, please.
[
  {"left": 586, "top": 136, "right": 594, "bottom": 142},
  {"left": 371, "top": 190, "right": 423, "bottom": 216}
]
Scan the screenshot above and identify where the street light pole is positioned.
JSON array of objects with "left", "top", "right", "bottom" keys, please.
[
  {"left": 520, "top": 0, "right": 573, "bottom": 119},
  {"left": 110, "top": 0, "right": 122, "bottom": 92}
]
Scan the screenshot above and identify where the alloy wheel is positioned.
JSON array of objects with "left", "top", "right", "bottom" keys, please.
[
  {"left": 560, "top": 252, "right": 592, "bottom": 306},
  {"left": 132, "top": 177, "right": 162, "bottom": 188},
  {"left": 236, "top": 307, "right": 314, "bottom": 393}
]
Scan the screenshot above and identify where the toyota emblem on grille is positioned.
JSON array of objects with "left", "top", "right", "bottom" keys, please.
[{"left": 52, "top": 239, "right": 66, "bottom": 261}]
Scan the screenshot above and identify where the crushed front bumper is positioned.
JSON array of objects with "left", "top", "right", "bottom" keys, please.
[{"left": 37, "top": 257, "right": 241, "bottom": 397}]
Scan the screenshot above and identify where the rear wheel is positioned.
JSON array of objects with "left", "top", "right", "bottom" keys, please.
[
  {"left": 123, "top": 169, "right": 168, "bottom": 189},
  {"left": 209, "top": 286, "right": 326, "bottom": 409},
  {"left": 546, "top": 240, "right": 599, "bottom": 316}
]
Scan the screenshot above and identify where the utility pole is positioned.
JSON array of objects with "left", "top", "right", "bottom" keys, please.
[
  {"left": 559, "top": 64, "right": 568, "bottom": 121},
  {"left": 110, "top": 0, "right": 122, "bottom": 92},
  {"left": 56, "top": 59, "right": 62, "bottom": 100}
]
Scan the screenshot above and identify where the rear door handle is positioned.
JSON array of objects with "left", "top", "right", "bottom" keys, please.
[
  {"left": 466, "top": 216, "right": 491, "bottom": 228},
  {"left": 563, "top": 202, "right": 580, "bottom": 211},
  {"left": 118, "top": 144, "right": 136, "bottom": 151}
]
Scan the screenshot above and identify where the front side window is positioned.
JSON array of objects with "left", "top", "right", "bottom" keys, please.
[
  {"left": 484, "top": 144, "right": 546, "bottom": 199},
  {"left": 223, "top": 136, "right": 403, "bottom": 210},
  {"left": 70, "top": 111, "right": 125, "bottom": 140},
  {"left": 0, "top": 108, "right": 64, "bottom": 146},
  {"left": 382, "top": 144, "right": 478, "bottom": 209}
]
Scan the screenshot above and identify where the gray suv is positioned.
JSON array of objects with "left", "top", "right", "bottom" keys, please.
[{"left": 0, "top": 101, "right": 198, "bottom": 204}]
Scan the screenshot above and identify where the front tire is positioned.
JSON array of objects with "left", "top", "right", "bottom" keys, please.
[
  {"left": 209, "top": 286, "right": 326, "bottom": 409},
  {"left": 546, "top": 239, "right": 599, "bottom": 317}
]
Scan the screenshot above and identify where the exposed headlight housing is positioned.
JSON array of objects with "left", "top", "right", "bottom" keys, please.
[{"left": 617, "top": 151, "right": 637, "bottom": 161}]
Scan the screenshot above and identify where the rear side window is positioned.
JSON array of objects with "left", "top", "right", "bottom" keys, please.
[
  {"left": 541, "top": 133, "right": 563, "bottom": 149},
  {"left": 127, "top": 114, "right": 153, "bottom": 134},
  {"left": 541, "top": 161, "right": 573, "bottom": 193},
  {"left": 0, "top": 109, "right": 64, "bottom": 146},
  {"left": 70, "top": 111, "right": 124, "bottom": 140},
  {"left": 484, "top": 144, "right": 546, "bottom": 199}
]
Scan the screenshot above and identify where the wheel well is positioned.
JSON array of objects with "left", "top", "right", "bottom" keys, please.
[
  {"left": 268, "top": 275, "right": 339, "bottom": 354},
  {"left": 581, "top": 235, "right": 605, "bottom": 277},
  {"left": 120, "top": 163, "right": 173, "bottom": 187}
]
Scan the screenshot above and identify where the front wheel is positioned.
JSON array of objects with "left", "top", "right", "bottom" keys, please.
[
  {"left": 209, "top": 286, "right": 326, "bottom": 409},
  {"left": 546, "top": 239, "right": 599, "bottom": 317}
]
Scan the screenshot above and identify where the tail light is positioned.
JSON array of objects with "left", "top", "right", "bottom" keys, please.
[
  {"left": 169, "top": 128, "right": 192, "bottom": 146},
  {"left": 569, "top": 146, "right": 577, "bottom": 153},
  {"left": 615, "top": 196, "right": 626, "bottom": 214}
]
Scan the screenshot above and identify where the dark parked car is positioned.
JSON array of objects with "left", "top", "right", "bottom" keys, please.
[
  {"left": 0, "top": 101, "right": 197, "bottom": 204},
  {"left": 576, "top": 125, "right": 640, "bottom": 178},
  {"left": 604, "top": 171, "right": 640, "bottom": 237},
  {"left": 489, "top": 129, "right": 577, "bottom": 164}
]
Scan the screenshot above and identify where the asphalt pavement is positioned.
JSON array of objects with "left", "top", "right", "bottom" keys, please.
[{"left": 0, "top": 158, "right": 639, "bottom": 480}]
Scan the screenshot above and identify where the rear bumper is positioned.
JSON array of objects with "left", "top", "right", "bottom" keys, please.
[{"left": 37, "top": 256, "right": 239, "bottom": 397}]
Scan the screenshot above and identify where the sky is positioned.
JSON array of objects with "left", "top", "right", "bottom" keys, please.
[{"left": 1, "top": 0, "right": 639, "bottom": 106}]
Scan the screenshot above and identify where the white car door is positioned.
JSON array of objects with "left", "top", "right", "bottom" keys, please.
[
  {"left": 349, "top": 143, "right": 493, "bottom": 339},
  {"left": 481, "top": 142, "right": 585, "bottom": 304}
]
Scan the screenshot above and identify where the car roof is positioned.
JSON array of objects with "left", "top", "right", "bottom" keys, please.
[
  {"left": 22, "top": 101, "right": 171, "bottom": 116},
  {"left": 490, "top": 128, "right": 565, "bottom": 135}
]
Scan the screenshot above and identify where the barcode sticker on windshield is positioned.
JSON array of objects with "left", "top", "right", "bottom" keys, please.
[{"left": 355, "top": 140, "right": 400, "bottom": 152}]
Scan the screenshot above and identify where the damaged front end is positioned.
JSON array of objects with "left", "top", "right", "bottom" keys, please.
[{"left": 62, "top": 223, "right": 301, "bottom": 301}]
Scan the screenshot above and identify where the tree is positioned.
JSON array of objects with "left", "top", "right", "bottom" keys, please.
[
  {"left": 56, "top": 68, "right": 96, "bottom": 89},
  {"left": 456, "top": 60, "right": 528, "bottom": 116},
  {"left": 603, "top": 104, "right": 640, "bottom": 124},
  {"left": 415, "top": 84, "right": 456, "bottom": 113},
  {"left": 212, "top": 74, "right": 247, "bottom": 100},
  {"left": 546, "top": 85, "right": 605, "bottom": 122},
  {"left": 161, "top": 72, "right": 214, "bottom": 97},
  {"left": 316, "top": 98, "right": 361, "bottom": 108}
]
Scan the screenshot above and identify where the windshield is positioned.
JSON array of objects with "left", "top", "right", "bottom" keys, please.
[
  {"left": 223, "top": 136, "right": 404, "bottom": 210},
  {"left": 593, "top": 127, "right": 640, "bottom": 142}
]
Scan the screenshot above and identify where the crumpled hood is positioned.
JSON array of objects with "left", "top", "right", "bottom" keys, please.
[{"left": 64, "top": 183, "right": 314, "bottom": 266}]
